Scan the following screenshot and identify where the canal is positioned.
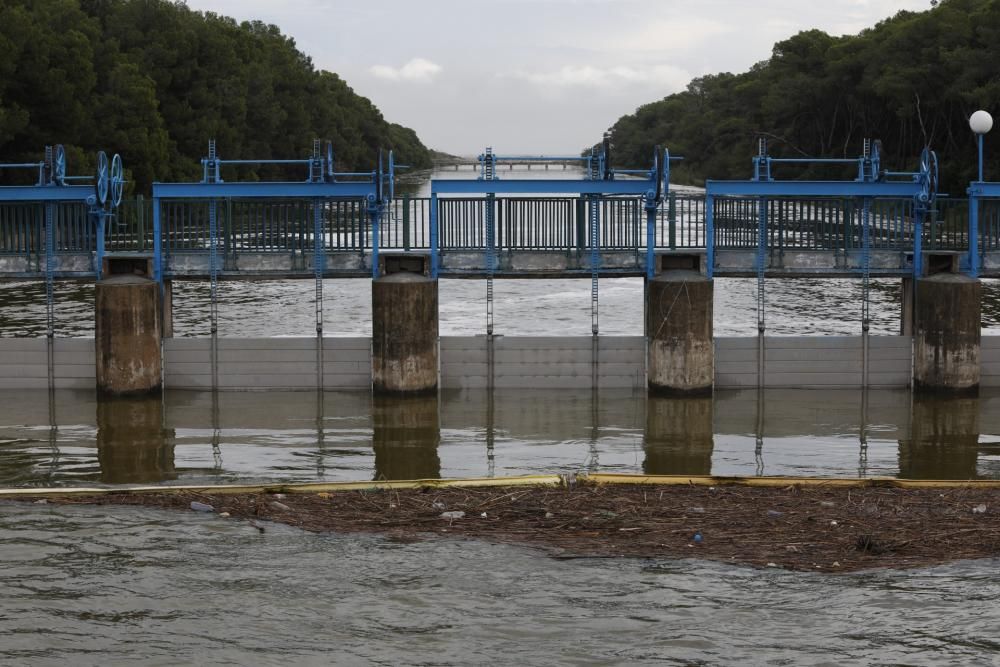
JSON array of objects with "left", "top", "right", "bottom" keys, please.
[{"left": 1, "top": 167, "right": 999, "bottom": 664}]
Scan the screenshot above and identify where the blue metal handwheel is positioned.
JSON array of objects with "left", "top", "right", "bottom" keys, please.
[
  {"left": 387, "top": 151, "right": 395, "bottom": 201},
  {"left": 96, "top": 151, "right": 109, "bottom": 204},
  {"left": 870, "top": 140, "right": 882, "bottom": 181},
  {"left": 663, "top": 147, "right": 671, "bottom": 200},
  {"left": 652, "top": 146, "right": 663, "bottom": 202},
  {"left": 915, "top": 147, "right": 938, "bottom": 206},
  {"left": 54, "top": 145, "right": 66, "bottom": 185},
  {"left": 110, "top": 153, "right": 124, "bottom": 207}
]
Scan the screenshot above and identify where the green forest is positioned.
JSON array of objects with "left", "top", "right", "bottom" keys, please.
[
  {"left": 606, "top": 0, "right": 1000, "bottom": 193},
  {"left": 0, "top": 0, "right": 432, "bottom": 193}
]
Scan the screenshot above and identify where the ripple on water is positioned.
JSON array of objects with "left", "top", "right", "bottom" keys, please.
[{"left": 0, "top": 503, "right": 998, "bottom": 666}]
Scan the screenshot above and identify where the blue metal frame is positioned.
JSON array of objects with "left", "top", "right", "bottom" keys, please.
[
  {"left": 966, "top": 181, "right": 1000, "bottom": 278},
  {"left": 0, "top": 146, "right": 124, "bottom": 279},
  {"left": 705, "top": 141, "right": 938, "bottom": 278},
  {"left": 429, "top": 145, "right": 677, "bottom": 279},
  {"left": 967, "top": 128, "right": 996, "bottom": 278},
  {"left": 151, "top": 141, "right": 399, "bottom": 283}
]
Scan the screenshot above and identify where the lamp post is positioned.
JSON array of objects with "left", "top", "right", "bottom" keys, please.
[
  {"left": 969, "top": 110, "right": 993, "bottom": 277},
  {"left": 970, "top": 110, "right": 993, "bottom": 182}
]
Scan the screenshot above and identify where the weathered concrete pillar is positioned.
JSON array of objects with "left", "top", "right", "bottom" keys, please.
[
  {"left": 96, "top": 396, "right": 176, "bottom": 484},
  {"left": 372, "top": 268, "right": 438, "bottom": 394},
  {"left": 372, "top": 394, "right": 441, "bottom": 481},
  {"left": 913, "top": 274, "right": 980, "bottom": 394},
  {"left": 643, "top": 395, "right": 714, "bottom": 476},
  {"left": 161, "top": 280, "right": 174, "bottom": 339},
  {"left": 646, "top": 270, "right": 713, "bottom": 395},
  {"left": 95, "top": 275, "right": 162, "bottom": 395},
  {"left": 898, "top": 395, "right": 979, "bottom": 480},
  {"left": 900, "top": 277, "right": 914, "bottom": 336}
]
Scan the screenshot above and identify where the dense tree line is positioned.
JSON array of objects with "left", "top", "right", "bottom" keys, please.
[
  {"left": 606, "top": 0, "right": 1000, "bottom": 193},
  {"left": 0, "top": 0, "right": 431, "bottom": 193}
]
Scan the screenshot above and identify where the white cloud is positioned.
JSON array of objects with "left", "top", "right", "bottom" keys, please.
[
  {"left": 370, "top": 58, "right": 442, "bottom": 83},
  {"left": 510, "top": 64, "right": 690, "bottom": 90}
]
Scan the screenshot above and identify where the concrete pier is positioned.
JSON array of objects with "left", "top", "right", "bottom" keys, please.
[
  {"left": 646, "top": 270, "right": 714, "bottom": 395},
  {"left": 95, "top": 275, "right": 162, "bottom": 395},
  {"left": 161, "top": 280, "right": 174, "bottom": 338},
  {"left": 372, "top": 261, "right": 438, "bottom": 394},
  {"left": 913, "top": 274, "right": 981, "bottom": 394},
  {"left": 643, "top": 396, "right": 714, "bottom": 475}
]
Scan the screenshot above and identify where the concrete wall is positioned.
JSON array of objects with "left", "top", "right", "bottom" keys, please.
[
  {"left": 0, "top": 335, "right": 998, "bottom": 390},
  {"left": 440, "top": 336, "right": 645, "bottom": 390},
  {"left": 163, "top": 338, "right": 371, "bottom": 390},
  {"left": 0, "top": 339, "right": 95, "bottom": 389},
  {"left": 714, "top": 336, "right": 912, "bottom": 389}
]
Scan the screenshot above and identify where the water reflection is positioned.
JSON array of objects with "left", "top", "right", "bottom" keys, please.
[
  {"left": 899, "top": 396, "right": 980, "bottom": 480},
  {"left": 372, "top": 394, "right": 441, "bottom": 481},
  {"left": 3, "top": 388, "right": 1000, "bottom": 484},
  {"left": 96, "top": 396, "right": 176, "bottom": 484},
  {"left": 643, "top": 396, "right": 714, "bottom": 475}
]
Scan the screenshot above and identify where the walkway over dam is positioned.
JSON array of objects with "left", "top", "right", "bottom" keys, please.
[
  {"left": 1, "top": 136, "right": 997, "bottom": 398},
  {"left": 0, "top": 193, "right": 995, "bottom": 280}
]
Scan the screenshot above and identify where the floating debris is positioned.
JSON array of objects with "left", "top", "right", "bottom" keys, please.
[
  {"left": 190, "top": 501, "right": 214, "bottom": 513},
  {"left": 27, "top": 483, "right": 1000, "bottom": 573}
]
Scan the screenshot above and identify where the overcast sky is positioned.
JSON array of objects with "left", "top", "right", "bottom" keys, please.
[{"left": 185, "top": 0, "right": 930, "bottom": 155}]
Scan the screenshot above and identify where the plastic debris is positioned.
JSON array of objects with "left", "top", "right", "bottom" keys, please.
[
  {"left": 269, "top": 501, "right": 291, "bottom": 512},
  {"left": 820, "top": 501, "right": 835, "bottom": 508},
  {"left": 545, "top": 512, "right": 554, "bottom": 519},
  {"left": 689, "top": 507, "right": 706, "bottom": 514},
  {"left": 766, "top": 562, "right": 778, "bottom": 568},
  {"left": 272, "top": 493, "right": 286, "bottom": 500},
  {"left": 480, "top": 512, "right": 488, "bottom": 518},
  {"left": 219, "top": 512, "right": 230, "bottom": 518},
  {"left": 317, "top": 493, "right": 331, "bottom": 499},
  {"left": 440, "top": 511, "right": 465, "bottom": 520},
  {"left": 830, "top": 520, "right": 839, "bottom": 527},
  {"left": 432, "top": 501, "right": 446, "bottom": 510},
  {"left": 767, "top": 510, "right": 784, "bottom": 518},
  {"left": 33, "top": 499, "right": 48, "bottom": 505},
  {"left": 190, "top": 501, "right": 214, "bottom": 513},
  {"left": 973, "top": 504, "right": 987, "bottom": 514},
  {"left": 693, "top": 531, "right": 703, "bottom": 544}
]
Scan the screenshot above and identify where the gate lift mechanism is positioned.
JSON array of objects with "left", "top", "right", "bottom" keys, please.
[
  {"left": 0, "top": 145, "right": 125, "bottom": 386},
  {"left": 705, "top": 138, "right": 938, "bottom": 389},
  {"left": 430, "top": 141, "right": 678, "bottom": 337},
  {"left": 151, "top": 141, "right": 402, "bottom": 390},
  {"left": 433, "top": 140, "right": 677, "bottom": 337}
]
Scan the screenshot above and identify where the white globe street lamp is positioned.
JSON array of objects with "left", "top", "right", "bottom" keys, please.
[{"left": 971, "top": 110, "right": 993, "bottom": 181}]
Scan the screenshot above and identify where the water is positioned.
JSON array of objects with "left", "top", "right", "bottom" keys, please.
[
  {"left": 3, "top": 166, "right": 999, "bottom": 663},
  {"left": 1, "top": 502, "right": 998, "bottom": 665},
  {"left": 3, "top": 387, "right": 1000, "bottom": 487}
]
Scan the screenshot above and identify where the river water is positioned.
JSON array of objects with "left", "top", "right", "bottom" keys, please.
[
  {"left": 2, "top": 167, "right": 1000, "bottom": 664},
  {"left": 2, "top": 500, "right": 999, "bottom": 666}
]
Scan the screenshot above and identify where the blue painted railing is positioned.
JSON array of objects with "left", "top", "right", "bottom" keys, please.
[{"left": 0, "top": 194, "right": 993, "bottom": 267}]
